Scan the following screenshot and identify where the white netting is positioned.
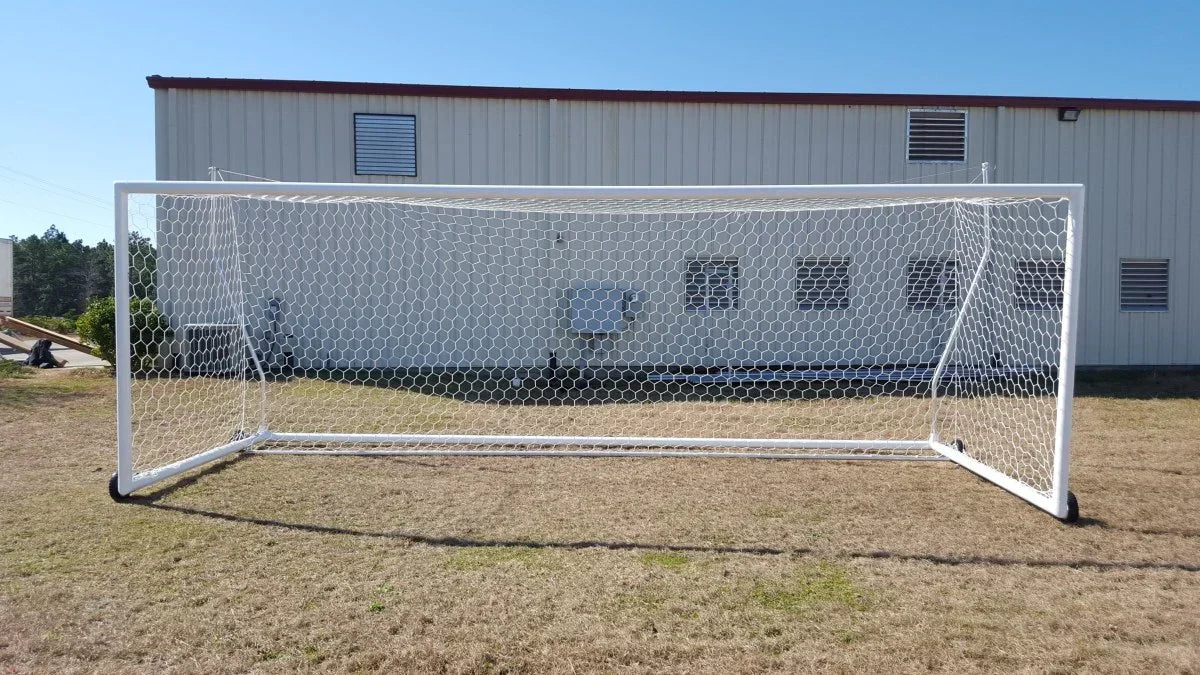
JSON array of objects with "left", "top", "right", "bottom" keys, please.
[{"left": 122, "top": 189, "right": 1070, "bottom": 500}]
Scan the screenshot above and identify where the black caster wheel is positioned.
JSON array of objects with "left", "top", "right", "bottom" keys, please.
[
  {"left": 108, "top": 473, "right": 129, "bottom": 502},
  {"left": 1059, "top": 491, "right": 1080, "bottom": 524}
]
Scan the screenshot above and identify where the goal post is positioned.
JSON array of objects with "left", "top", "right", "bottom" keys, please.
[{"left": 112, "top": 181, "right": 1084, "bottom": 521}]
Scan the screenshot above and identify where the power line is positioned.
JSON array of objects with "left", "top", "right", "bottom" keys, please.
[
  {"left": 0, "top": 164, "right": 112, "bottom": 207},
  {"left": 0, "top": 164, "right": 112, "bottom": 204},
  {"left": 0, "top": 196, "right": 108, "bottom": 230},
  {"left": 0, "top": 174, "right": 112, "bottom": 211}
]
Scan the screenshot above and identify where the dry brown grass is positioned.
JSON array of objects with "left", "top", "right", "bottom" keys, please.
[{"left": 2, "top": 369, "right": 1199, "bottom": 673}]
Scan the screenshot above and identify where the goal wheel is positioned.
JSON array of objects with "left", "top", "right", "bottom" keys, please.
[
  {"left": 108, "top": 473, "right": 129, "bottom": 502},
  {"left": 1059, "top": 491, "right": 1080, "bottom": 524}
]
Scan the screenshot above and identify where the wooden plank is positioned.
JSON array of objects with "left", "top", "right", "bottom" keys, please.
[
  {"left": 0, "top": 331, "right": 32, "bottom": 353},
  {"left": 1, "top": 317, "right": 94, "bottom": 354}
]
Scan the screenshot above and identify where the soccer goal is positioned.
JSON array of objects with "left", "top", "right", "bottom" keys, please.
[{"left": 111, "top": 181, "right": 1084, "bottom": 521}]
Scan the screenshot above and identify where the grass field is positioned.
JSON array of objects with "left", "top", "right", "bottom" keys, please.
[{"left": 2, "top": 368, "right": 1199, "bottom": 673}]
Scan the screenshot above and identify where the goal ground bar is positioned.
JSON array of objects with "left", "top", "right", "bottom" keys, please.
[
  {"left": 261, "top": 431, "right": 937, "bottom": 453},
  {"left": 248, "top": 448, "right": 948, "bottom": 461},
  {"left": 124, "top": 433, "right": 945, "bottom": 495}
]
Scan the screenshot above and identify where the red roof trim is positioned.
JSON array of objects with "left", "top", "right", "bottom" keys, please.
[{"left": 146, "top": 76, "right": 1200, "bottom": 112}]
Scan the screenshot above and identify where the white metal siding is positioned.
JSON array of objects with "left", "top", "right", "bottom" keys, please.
[
  {"left": 0, "top": 237, "right": 12, "bottom": 317},
  {"left": 996, "top": 107, "right": 1199, "bottom": 365},
  {"left": 154, "top": 203, "right": 1014, "bottom": 370},
  {"left": 154, "top": 90, "right": 1200, "bottom": 365}
]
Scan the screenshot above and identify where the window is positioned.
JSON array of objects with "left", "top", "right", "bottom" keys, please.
[
  {"left": 795, "top": 256, "right": 851, "bottom": 310},
  {"left": 907, "top": 110, "right": 967, "bottom": 162},
  {"left": 685, "top": 257, "right": 739, "bottom": 311},
  {"left": 354, "top": 113, "right": 417, "bottom": 176},
  {"left": 907, "top": 258, "right": 958, "bottom": 310},
  {"left": 1014, "top": 259, "right": 1065, "bottom": 310},
  {"left": 1120, "top": 258, "right": 1169, "bottom": 312}
]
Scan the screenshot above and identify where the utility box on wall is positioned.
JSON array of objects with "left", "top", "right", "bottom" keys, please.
[{"left": 566, "top": 284, "right": 626, "bottom": 335}]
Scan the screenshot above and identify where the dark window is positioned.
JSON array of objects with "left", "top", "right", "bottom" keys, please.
[
  {"left": 907, "top": 258, "right": 958, "bottom": 310},
  {"left": 1015, "top": 259, "right": 1065, "bottom": 310},
  {"left": 1119, "top": 258, "right": 1169, "bottom": 312},
  {"left": 907, "top": 110, "right": 967, "bottom": 162},
  {"left": 795, "top": 256, "right": 851, "bottom": 310},
  {"left": 354, "top": 113, "right": 417, "bottom": 176},
  {"left": 685, "top": 257, "right": 739, "bottom": 311}
]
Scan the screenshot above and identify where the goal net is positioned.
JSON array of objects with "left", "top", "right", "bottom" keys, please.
[{"left": 113, "top": 182, "right": 1083, "bottom": 520}]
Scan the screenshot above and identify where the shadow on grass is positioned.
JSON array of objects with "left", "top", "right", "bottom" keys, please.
[
  {"left": 312, "top": 371, "right": 942, "bottom": 407},
  {"left": 1074, "top": 369, "right": 1200, "bottom": 400},
  {"left": 162, "top": 366, "right": 1200, "bottom": 407},
  {"left": 263, "top": 361, "right": 1098, "bottom": 406},
  {"left": 361, "top": 366, "right": 1200, "bottom": 403},
  {"left": 124, "top": 468, "right": 1200, "bottom": 574}
]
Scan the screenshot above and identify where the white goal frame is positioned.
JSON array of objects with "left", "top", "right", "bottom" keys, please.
[{"left": 113, "top": 181, "right": 1084, "bottom": 520}]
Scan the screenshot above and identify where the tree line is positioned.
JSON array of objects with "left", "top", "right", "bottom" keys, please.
[{"left": 10, "top": 226, "right": 155, "bottom": 318}]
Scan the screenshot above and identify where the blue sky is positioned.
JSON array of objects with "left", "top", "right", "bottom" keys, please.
[{"left": 2, "top": 0, "right": 1198, "bottom": 244}]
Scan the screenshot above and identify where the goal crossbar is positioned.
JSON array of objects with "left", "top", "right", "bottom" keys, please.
[
  {"left": 112, "top": 181, "right": 1084, "bottom": 521},
  {"left": 117, "top": 181, "right": 1083, "bottom": 202}
]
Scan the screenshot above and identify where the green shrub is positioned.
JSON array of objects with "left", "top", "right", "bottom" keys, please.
[
  {"left": 76, "top": 296, "right": 170, "bottom": 370},
  {"left": 16, "top": 315, "right": 77, "bottom": 335},
  {"left": 0, "top": 359, "right": 28, "bottom": 378}
]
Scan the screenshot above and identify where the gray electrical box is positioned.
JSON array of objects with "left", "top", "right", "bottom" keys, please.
[{"left": 566, "top": 284, "right": 627, "bottom": 335}]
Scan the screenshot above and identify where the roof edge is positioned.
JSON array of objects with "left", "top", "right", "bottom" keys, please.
[{"left": 146, "top": 76, "right": 1200, "bottom": 112}]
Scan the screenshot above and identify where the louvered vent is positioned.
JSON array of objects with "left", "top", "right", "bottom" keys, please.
[
  {"left": 684, "top": 257, "right": 739, "bottom": 311},
  {"left": 1120, "top": 259, "right": 1169, "bottom": 312},
  {"left": 795, "top": 256, "right": 851, "bottom": 310},
  {"left": 355, "top": 114, "right": 417, "bottom": 176},
  {"left": 906, "top": 258, "right": 958, "bottom": 310},
  {"left": 907, "top": 110, "right": 967, "bottom": 162},
  {"left": 1014, "top": 259, "right": 1065, "bottom": 310}
]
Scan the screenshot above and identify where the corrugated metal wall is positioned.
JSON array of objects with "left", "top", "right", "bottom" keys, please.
[
  {"left": 0, "top": 237, "right": 12, "bottom": 317},
  {"left": 154, "top": 89, "right": 1200, "bottom": 366}
]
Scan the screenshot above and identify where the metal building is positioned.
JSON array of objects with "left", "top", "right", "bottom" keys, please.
[
  {"left": 0, "top": 237, "right": 12, "bottom": 317},
  {"left": 149, "top": 76, "right": 1200, "bottom": 367}
]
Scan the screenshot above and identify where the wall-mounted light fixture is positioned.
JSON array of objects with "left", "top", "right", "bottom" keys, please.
[{"left": 1058, "top": 107, "right": 1082, "bottom": 122}]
